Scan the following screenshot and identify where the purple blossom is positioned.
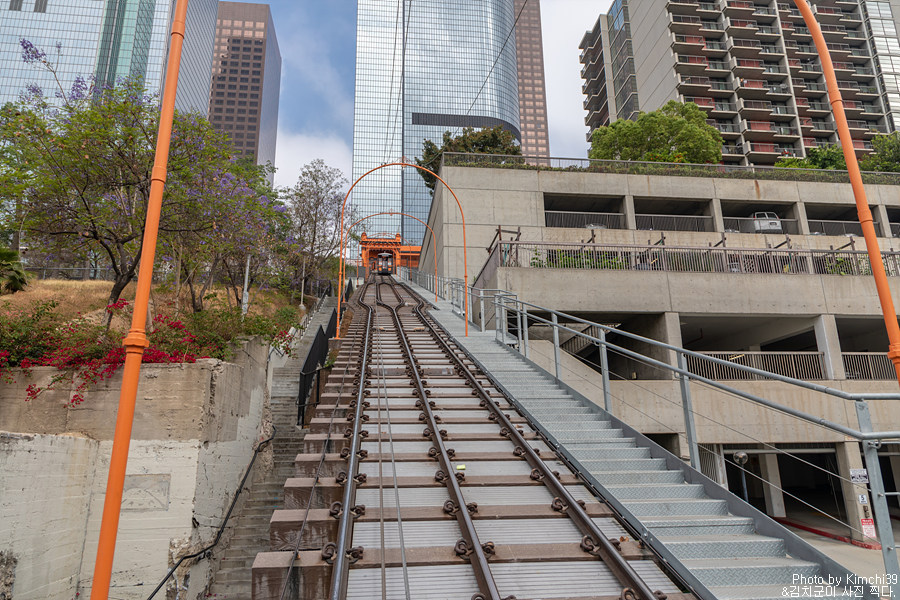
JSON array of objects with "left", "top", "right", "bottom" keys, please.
[{"left": 20, "top": 39, "right": 46, "bottom": 63}]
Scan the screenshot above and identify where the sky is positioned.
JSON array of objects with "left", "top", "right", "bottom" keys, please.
[{"left": 259, "top": 0, "right": 611, "bottom": 188}]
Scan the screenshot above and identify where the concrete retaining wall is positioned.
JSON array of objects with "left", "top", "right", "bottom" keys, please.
[{"left": 0, "top": 338, "right": 270, "bottom": 600}]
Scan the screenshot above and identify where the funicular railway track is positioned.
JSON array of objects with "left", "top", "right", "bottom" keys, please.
[{"left": 276, "top": 276, "right": 698, "bottom": 600}]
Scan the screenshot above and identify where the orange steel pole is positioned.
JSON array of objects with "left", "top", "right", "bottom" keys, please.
[
  {"left": 88, "top": 1, "right": 190, "bottom": 597},
  {"left": 348, "top": 211, "right": 439, "bottom": 302},
  {"left": 795, "top": 0, "right": 900, "bottom": 386},
  {"left": 337, "top": 162, "right": 468, "bottom": 338}
]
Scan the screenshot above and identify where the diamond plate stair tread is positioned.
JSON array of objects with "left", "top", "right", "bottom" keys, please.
[
  {"left": 682, "top": 557, "right": 821, "bottom": 586},
  {"left": 659, "top": 534, "right": 786, "bottom": 558}
]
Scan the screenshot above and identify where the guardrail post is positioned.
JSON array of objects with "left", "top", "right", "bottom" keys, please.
[
  {"left": 551, "top": 313, "right": 561, "bottom": 381},
  {"left": 676, "top": 351, "right": 701, "bottom": 470},
  {"left": 479, "top": 292, "right": 486, "bottom": 333},
  {"left": 599, "top": 330, "right": 612, "bottom": 414},
  {"left": 515, "top": 302, "right": 524, "bottom": 354},
  {"left": 494, "top": 295, "right": 501, "bottom": 342},
  {"left": 522, "top": 304, "right": 530, "bottom": 359},
  {"left": 854, "top": 400, "right": 900, "bottom": 583}
]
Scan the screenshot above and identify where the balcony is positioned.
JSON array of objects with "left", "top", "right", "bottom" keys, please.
[
  {"left": 797, "top": 61, "right": 821, "bottom": 76},
  {"left": 722, "top": 143, "right": 745, "bottom": 156},
  {"left": 803, "top": 101, "right": 831, "bottom": 115},
  {"left": 819, "top": 24, "right": 848, "bottom": 42},
  {"left": 733, "top": 57, "right": 765, "bottom": 77},
  {"left": 843, "top": 353, "right": 894, "bottom": 381},
  {"left": 677, "top": 54, "right": 710, "bottom": 75},
  {"left": 765, "top": 82, "right": 792, "bottom": 98},
  {"left": 545, "top": 211, "right": 626, "bottom": 230},
  {"left": 746, "top": 142, "right": 799, "bottom": 161},
  {"left": 684, "top": 95, "right": 716, "bottom": 109},
  {"left": 700, "top": 20, "right": 725, "bottom": 33},
  {"left": 672, "top": 34, "right": 705, "bottom": 52},
  {"left": 709, "top": 119, "right": 742, "bottom": 137},
  {"left": 740, "top": 99, "right": 774, "bottom": 118},
  {"left": 826, "top": 42, "right": 852, "bottom": 57},
  {"left": 760, "top": 44, "right": 783, "bottom": 56},
  {"left": 735, "top": 78, "right": 770, "bottom": 99},
  {"left": 844, "top": 30, "right": 867, "bottom": 44},
  {"left": 792, "top": 26, "right": 812, "bottom": 37},
  {"left": 803, "top": 137, "right": 831, "bottom": 149},
  {"left": 708, "top": 80, "right": 735, "bottom": 96},
  {"left": 756, "top": 25, "right": 781, "bottom": 39},
  {"left": 791, "top": 44, "right": 817, "bottom": 56},
  {"left": 702, "top": 40, "right": 729, "bottom": 56},
  {"left": 723, "top": 0, "right": 755, "bottom": 14},
  {"left": 707, "top": 60, "right": 732, "bottom": 73},
  {"left": 848, "top": 48, "right": 870, "bottom": 61},
  {"left": 688, "top": 352, "right": 825, "bottom": 381},
  {"left": 795, "top": 81, "right": 827, "bottom": 97},
  {"left": 671, "top": 14, "right": 703, "bottom": 33},
  {"left": 667, "top": 0, "right": 703, "bottom": 14},
  {"left": 853, "top": 140, "right": 874, "bottom": 152},
  {"left": 831, "top": 62, "right": 853, "bottom": 76},
  {"left": 852, "top": 66, "right": 876, "bottom": 80},
  {"left": 729, "top": 38, "right": 762, "bottom": 57},
  {"left": 710, "top": 101, "right": 739, "bottom": 115},
  {"left": 808, "top": 120, "right": 836, "bottom": 135},
  {"left": 813, "top": 5, "right": 844, "bottom": 21},
  {"left": 636, "top": 213, "right": 715, "bottom": 232},
  {"left": 678, "top": 76, "right": 712, "bottom": 93},
  {"left": 808, "top": 219, "right": 864, "bottom": 236},
  {"left": 769, "top": 104, "right": 795, "bottom": 119},
  {"left": 727, "top": 18, "right": 759, "bottom": 37}
]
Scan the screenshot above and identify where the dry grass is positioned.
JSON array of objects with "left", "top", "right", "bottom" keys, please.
[{"left": 0, "top": 279, "right": 304, "bottom": 324}]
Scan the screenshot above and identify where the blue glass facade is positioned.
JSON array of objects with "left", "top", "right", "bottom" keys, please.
[
  {"left": 0, "top": 0, "right": 216, "bottom": 114},
  {"left": 352, "top": 0, "right": 521, "bottom": 245}
]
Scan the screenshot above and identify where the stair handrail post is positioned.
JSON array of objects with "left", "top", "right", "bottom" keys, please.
[
  {"left": 515, "top": 300, "right": 524, "bottom": 354},
  {"left": 854, "top": 399, "right": 900, "bottom": 585},
  {"left": 522, "top": 303, "right": 530, "bottom": 359},
  {"left": 551, "top": 312, "right": 561, "bottom": 381},
  {"left": 599, "top": 330, "right": 612, "bottom": 414},
  {"left": 676, "top": 351, "right": 701, "bottom": 470},
  {"left": 479, "top": 290, "right": 486, "bottom": 333}
]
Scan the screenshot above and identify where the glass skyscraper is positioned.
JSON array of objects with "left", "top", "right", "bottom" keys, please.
[
  {"left": 1, "top": 0, "right": 217, "bottom": 114},
  {"left": 352, "top": 0, "right": 521, "bottom": 245}
]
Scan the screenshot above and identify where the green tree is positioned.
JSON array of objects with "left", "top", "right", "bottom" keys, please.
[
  {"left": 859, "top": 132, "right": 900, "bottom": 172},
  {"left": 0, "top": 43, "right": 245, "bottom": 309},
  {"left": 589, "top": 100, "right": 723, "bottom": 163},
  {"left": 0, "top": 247, "right": 27, "bottom": 294},
  {"left": 416, "top": 125, "right": 521, "bottom": 191},
  {"left": 281, "top": 159, "right": 348, "bottom": 303},
  {"left": 777, "top": 145, "right": 847, "bottom": 170}
]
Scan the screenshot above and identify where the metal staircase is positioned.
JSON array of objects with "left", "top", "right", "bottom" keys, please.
[{"left": 417, "top": 287, "right": 877, "bottom": 600}]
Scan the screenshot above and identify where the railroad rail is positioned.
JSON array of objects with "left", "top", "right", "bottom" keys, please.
[{"left": 257, "top": 276, "right": 695, "bottom": 599}]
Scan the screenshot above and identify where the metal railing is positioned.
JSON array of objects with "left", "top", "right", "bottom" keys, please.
[
  {"left": 635, "top": 213, "right": 714, "bottom": 232},
  {"left": 296, "top": 309, "right": 337, "bottom": 426},
  {"left": 544, "top": 210, "right": 625, "bottom": 229},
  {"left": 686, "top": 351, "right": 826, "bottom": 380},
  {"left": 473, "top": 241, "right": 900, "bottom": 280},
  {"left": 843, "top": 352, "right": 895, "bottom": 380},
  {"left": 399, "top": 267, "right": 900, "bottom": 584},
  {"left": 722, "top": 216, "right": 800, "bottom": 234},
  {"left": 146, "top": 426, "right": 277, "bottom": 599},
  {"left": 807, "top": 218, "right": 866, "bottom": 236},
  {"left": 441, "top": 152, "right": 900, "bottom": 185}
]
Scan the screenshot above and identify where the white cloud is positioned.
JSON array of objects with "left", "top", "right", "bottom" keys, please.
[
  {"left": 542, "top": 0, "right": 613, "bottom": 158},
  {"left": 273, "top": 128, "right": 353, "bottom": 188}
]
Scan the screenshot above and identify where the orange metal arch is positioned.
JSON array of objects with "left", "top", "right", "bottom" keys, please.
[
  {"left": 337, "top": 162, "right": 468, "bottom": 337},
  {"left": 348, "top": 211, "right": 439, "bottom": 301},
  {"left": 795, "top": 0, "right": 900, "bottom": 386}
]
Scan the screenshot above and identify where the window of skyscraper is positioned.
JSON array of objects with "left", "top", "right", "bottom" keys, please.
[
  {"left": 34, "top": 0, "right": 48, "bottom": 11},
  {"left": 9, "top": 0, "right": 23, "bottom": 9}
]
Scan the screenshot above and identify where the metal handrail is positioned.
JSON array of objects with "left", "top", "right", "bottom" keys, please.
[
  {"left": 145, "top": 426, "right": 277, "bottom": 600},
  {"left": 400, "top": 268, "right": 900, "bottom": 588}
]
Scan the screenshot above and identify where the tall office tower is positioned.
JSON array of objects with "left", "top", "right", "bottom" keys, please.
[
  {"left": 1, "top": 0, "right": 217, "bottom": 113},
  {"left": 515, "top": 0, "right": 550, "bottom": 157},
  {"left": 352, "top": 0, "right": 521, "bottom": 244},
  {"left": 580, "top": 0, "right": 900, "bottom": 165},
  {"left": 208, "top": 2, "right": 281, "bottom": 170}
]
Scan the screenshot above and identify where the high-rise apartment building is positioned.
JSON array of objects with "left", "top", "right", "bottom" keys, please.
[
  {"left": 352, "top": 0, "right": 522, "bottom": 244},
  {"left": 515, "top": 0, "right": 550, "bottom": 157},
  {"left": 1, "top": 0, "right": 217, "bottom": 113},
  {"left": 208, "top": 2, "right": 281, "bottom": 170},
  {"left": 580, "top": 0, "right": 900, "bottom": 165}
]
